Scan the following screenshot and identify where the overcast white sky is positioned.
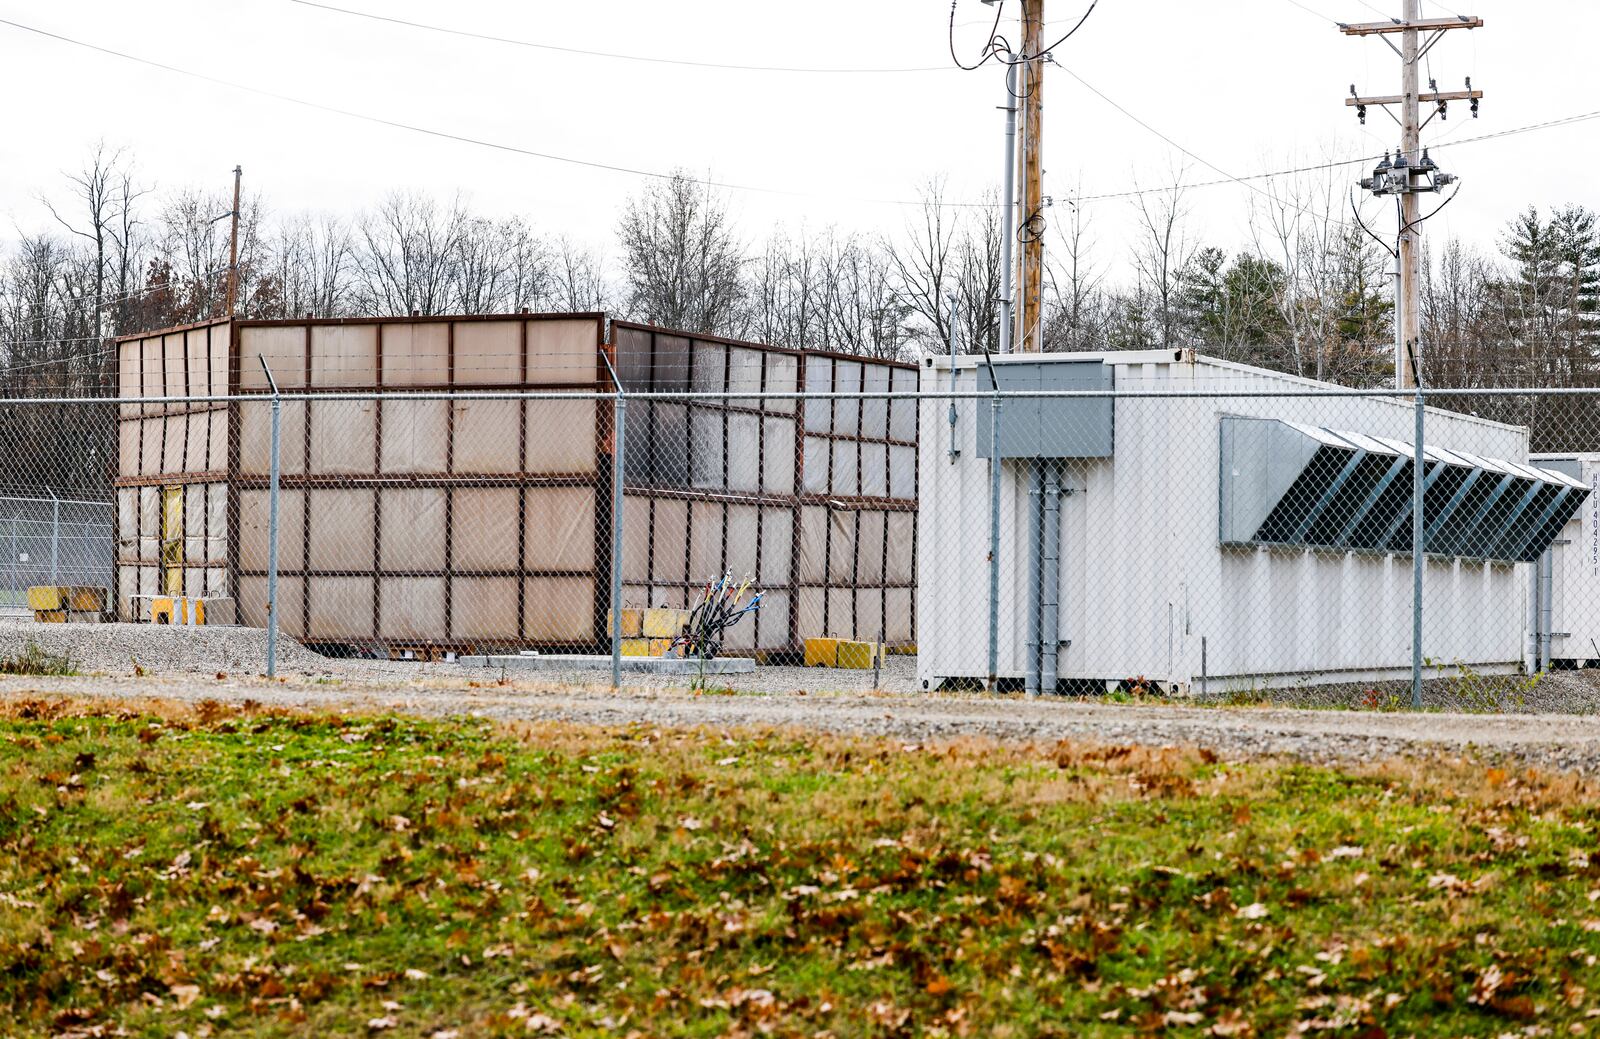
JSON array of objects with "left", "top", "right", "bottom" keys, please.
[{"left": 1, "top": 0, "right": 1596, "bottom": 279}]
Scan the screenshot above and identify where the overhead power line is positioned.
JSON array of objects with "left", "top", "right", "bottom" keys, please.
[
  {"left": 1, "top": 15, "right": 1594, "bottom": 217},
  {"left": 0, "top": 15, "right": 992, "bottom": 209},
  {"left": 286, "top": 0, "right": 951, "bottom": 74}
]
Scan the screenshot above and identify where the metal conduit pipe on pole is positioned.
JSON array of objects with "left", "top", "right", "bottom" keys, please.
[
  {"left": 1041, "top": 462, "right": 1062, "bottom": 695},
  {"left": 983, "top": 57, "right": 1019, "bottom": 695},
  {"left": 1025, "top": 461, "right": 1043, "bottom": 698},
  {"left": 999, "top": 58, "right": 1018, "bottom": 356}
]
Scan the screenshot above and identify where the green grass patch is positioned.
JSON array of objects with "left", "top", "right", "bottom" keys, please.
[{"left": 2, "top": 698, "right": 1600, "bottom": 1037}]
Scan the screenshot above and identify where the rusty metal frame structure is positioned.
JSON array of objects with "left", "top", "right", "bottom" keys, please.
[{"left": 114, "top": 312, "right": 918, "bottom": 656}]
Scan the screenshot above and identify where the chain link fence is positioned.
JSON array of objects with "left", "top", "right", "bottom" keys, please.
[
  {"left": 13, "top": 348, "right": 1600, "bottom": 704},
  {"left": 0, "top": 494, "right": 113, "bottom": 610}
]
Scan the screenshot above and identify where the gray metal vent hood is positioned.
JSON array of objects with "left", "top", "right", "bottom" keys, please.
[{"left": 1220, "top": 416, "right": 1588, "bottom": 562}]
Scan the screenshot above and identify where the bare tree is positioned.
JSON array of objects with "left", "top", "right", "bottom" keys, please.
[
  {"left": 354, "top": 192, "right": 470, "bottom": 316},
  {"left": 1043, "top": 193, "right": 1106, "bottom": 352},
  {"left": 823, "top": 235, "right": 911, "bottom": 359},
  {"left": 615, "top": 172, "right": 744, "bottom": 334},
  {"left": 550, "top": 235, "right": 609, "bottom": 312},
  {"left": 262, "top": 214, "right": 353, "bottom": 318},
  {"left": 887, "top": 179, "right": 959, "bottom": 352},
  {"left": 39, "top": 142, "right": 127, "bottom": 339},
  {"left": 1130, "top": 172, "right": 1196, "bottom": 350}
]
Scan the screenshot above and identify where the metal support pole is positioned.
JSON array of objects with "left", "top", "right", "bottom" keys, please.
[
  {"left": 1539, "top": 546, "right": 1554, "bottom": 672},
  {"left": 610, "top": 393, "right": 626, "bottom": 690},
  {"left": 998, "top": 58, "right": 1018, "bottom": 355},
  {"left": 947, "top": 292, "right": 961, "bottom": 464},
  {"left": 49, "top": 492, "right": 59, "bottom": 584},
  {"left": 1025, "top": 460, "right": 1042, "bottom": 698},
  {"left": 1041, "top": 462, "right": 1062, "bottom": 695},
  {"left": 260, "top": 356, "right": 282, "bottom": 679},
  {"left": 1411, "top": 392, "right": 1424, "bottom": 708},
  {"left": 987, "top": 393, "right": 1003, "bottom": 692}
]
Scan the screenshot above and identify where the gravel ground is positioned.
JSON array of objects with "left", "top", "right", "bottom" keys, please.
[
  {"left": 5, "top": 663, "right": 1600, "bottom": 776},
  {"left": 12, "top": 620, "right": 1600, "bottom": 774},
  {"left": 0, "top": 619, "right": 331, "bottom": 675}
]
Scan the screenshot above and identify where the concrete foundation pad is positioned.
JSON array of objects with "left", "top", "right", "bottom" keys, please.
[{"left": 462, "top": 654, "right": 757, "bottom": 675}]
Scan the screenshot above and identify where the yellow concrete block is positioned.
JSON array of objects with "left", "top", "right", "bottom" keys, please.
[
  {"left": 27, "top": 586, "right": 65, "bottom": 611},
  {"left": 68, "top": 587, "right": 106, "bottom": 613},
  {"left": 607, "top": 609, "right": 644, "bottom": 638},
  {"left": 648, "top": 638, "right": 674, "bottom": 657},
  {"left": 836, "top": 641, "right": 884, "bottom": 670},
  {"left": 643, "top": 608, "right": 687, "bottom": 639},
  {"left": 151, "top": 597, "right": 177, "bottom": 624},
  {"left": 620, "top": 638, "right": 651, "bottom": 657},
  {"left": 803, "top": 637, "right": 840, "bottom": 668},
  {"left": 33, "top": 609, "right": 67, "bottom": 624}
]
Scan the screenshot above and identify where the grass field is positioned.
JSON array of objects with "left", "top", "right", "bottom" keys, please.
[{"left": 4, "top": 698, "right": 1600, "bottom": 1037}]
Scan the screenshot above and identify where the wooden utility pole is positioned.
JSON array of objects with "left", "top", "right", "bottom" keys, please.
[
  {"left": 1343, "top": 8, "right": 1481, "bottom": 388},
  {"left": 225, "top": 165, "right": 242, "bottom": 317},
  {"left": 1018, "top": 0, "right": 1045, "bottom": 353}
]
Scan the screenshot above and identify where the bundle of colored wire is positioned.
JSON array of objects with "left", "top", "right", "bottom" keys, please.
[{"left": 672, "top": 573, "right": 762, "bottom": 661}]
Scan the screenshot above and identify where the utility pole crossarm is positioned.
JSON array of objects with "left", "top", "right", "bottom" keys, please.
[
  {"left": 1347, "top": 89, "right": 1482, "bottom": 107},
  {"left": 1338, "top": 16, "right": 1482, "bottom": 34}
]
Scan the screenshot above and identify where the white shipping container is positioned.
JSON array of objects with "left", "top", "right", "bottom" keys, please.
[
  {"left": 918, "top": 350, "right": 1583, "bottom": 693},
  {"left": 1529, "top": 454, "right": 1600, "bottom": 668}
]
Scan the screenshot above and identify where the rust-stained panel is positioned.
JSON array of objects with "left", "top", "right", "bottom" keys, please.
[
  {"left": 525, "top": 487, "right": 596, "bottom": 572},
  {"left": 380, "top": 322, "right": 449, "bottom": 386},
  {"left": 524, "top": 576, "right": 594, "bottom": 642},
  {"left": 309, "top": 399, "right": 376, "bottom": 475},
  {"left": 309, "top": 576, "right": 374, "bottom": 640},
  {"left": 311, "top": 324, "right": 378, "bottom": 386},
  {"left": 453, "top": 320, "right": 522, "bottom": 385},
  {"left": 308, "top": 489, "right": 376, "bottom": 571},
  {"left": 379, "top": 488, "right": 446, "bottom": 570},
  {"left": 452, "top": 399, "right": 521, "bottom": 473},
  {"left": 380, "top": 577, "right": 446, "bottom": 639},
  {"left": 238, "top": 326, "right": 307, "bottom": 390},
  {"left": 451, "top": 487, "right": 520, "bottom": 571},
  {"left": 380, "top": 399, "right": 449, "bottom": 474}
]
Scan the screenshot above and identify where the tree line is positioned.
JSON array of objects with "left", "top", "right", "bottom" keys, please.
[{"left": 1, "top": 144, "right": 1598, "bottom": 492}]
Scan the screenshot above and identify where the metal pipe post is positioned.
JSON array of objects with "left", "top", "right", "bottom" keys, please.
[
  {"left": 987, "top": 393, "right": 1002, "bottom": 691},
  {"left": 1411, "top": 392, "right": 1424, "bottom": 708},
  {"left": 50, "top": 492, "right": 59, "bottom": 583},
  {"left": 1041, "top": 462, "right": 1062, "bottom": 695},
  {"left": 998, "top": 58, "right": 1018, "bottom": 355},
  {"left": 947, "top": 293, "right": 961, "bottom": 464},
  {"left": 610, "top": 393, "right": 627, "bottom": 690},
  {"left": 1539, "top": 546, "right": 1554, "bottom": 672},
  {"left": 1025, "top": 460, "right": 1043, "bottom": 698},
  {"left": 260, "top": 357, "right": 282, "bottom": 680}
]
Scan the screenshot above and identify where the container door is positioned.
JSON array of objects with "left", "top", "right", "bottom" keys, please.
[{"left": 160, "top": 486, "right": 184, "bottom": 597}]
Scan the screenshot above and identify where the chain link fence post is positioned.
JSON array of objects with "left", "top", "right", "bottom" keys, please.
[
  {"left": 49, "top": 491, "right": 58, "bottom": 584},
  {"left": 1412, "top": 389, "right": 1425, "bottom": 708},
  {"left": 260, "top": 357, "right": 282, "bottom": 680},
  {"left": 610, "top": 390, "right": 626, "bottom": 691}
]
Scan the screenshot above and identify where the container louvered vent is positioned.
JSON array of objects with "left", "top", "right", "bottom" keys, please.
[{"left": 1220, "top": 416, "right": 1588, "bottom": 562}]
